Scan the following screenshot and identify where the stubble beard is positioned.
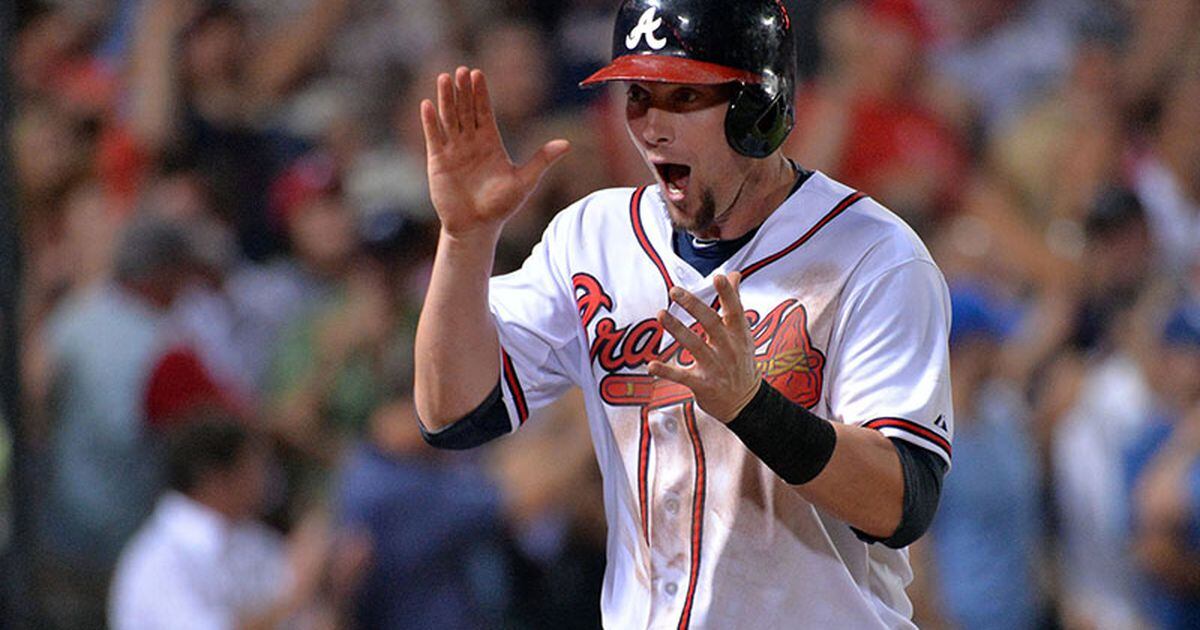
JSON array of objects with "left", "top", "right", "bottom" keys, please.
[{"left": 661, "top": 186, "right": 718, "bottom": 235}]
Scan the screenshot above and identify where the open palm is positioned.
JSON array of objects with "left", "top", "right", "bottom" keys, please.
[{"left": 420, "top": 67, "right": 571, "bottom": 237}]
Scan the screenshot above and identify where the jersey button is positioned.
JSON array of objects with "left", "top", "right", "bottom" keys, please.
[
  {"left": 665, "top": 498, "right": 680, "bottom": 514},
  {"left": 664, "top": 418, "right": 678, "bottom": 433},
  {"left": 665, "top": 582, "right": 678, "bottom": 596}
]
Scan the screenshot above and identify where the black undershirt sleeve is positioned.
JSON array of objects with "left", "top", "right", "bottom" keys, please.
[
  {"left": 726, "top": 381, "right": 947, "bottom": 548},
  {"left": 418, "top": 381, "right": 513, "bottom": 450},
  {"left": 854, "top": 438, "right": 947, "bottom": 549}
]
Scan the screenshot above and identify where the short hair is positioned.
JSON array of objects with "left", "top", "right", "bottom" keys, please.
[
  {"left": 1084, "top": 187, "right": 1145, "bottom": 240},
  {"left": 112, "top": 214, "right": 199, "bottom": 284},
  {"left": 166, "top": 418, "right": 254, "bottom": 495}
]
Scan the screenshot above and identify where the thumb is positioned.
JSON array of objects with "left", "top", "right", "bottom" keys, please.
[{"left": 516, "top": 139, "right": 571, "bottom": 189}]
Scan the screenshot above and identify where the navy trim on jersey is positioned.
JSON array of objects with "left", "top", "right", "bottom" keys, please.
[
  {"left": 501, "top": 349, "right": 529, "bottom": 425},
  {"left": 673, "top": 227, "right": 759, "bottom": 276},
  {"left": 863, "top": 417, "right": 952, "bottom": 460},
  {"left": 419, "top": 381, "right": 512, "bottom": 450},
  {"left": 670, "top": 163, "right": 812, "bottom": 277}
]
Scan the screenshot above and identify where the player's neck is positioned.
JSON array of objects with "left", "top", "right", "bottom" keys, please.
[{"left": 694, "top": 154, "right": 797, "bottom": 241}]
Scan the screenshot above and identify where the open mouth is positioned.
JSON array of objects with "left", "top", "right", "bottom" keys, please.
[{"left": 654, "top": 163, "right": 691, "bottom": 201}]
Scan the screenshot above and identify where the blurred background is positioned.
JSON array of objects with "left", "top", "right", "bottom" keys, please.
[{"left": 1, "top": 0, "right": 1200, "bottom": 628}]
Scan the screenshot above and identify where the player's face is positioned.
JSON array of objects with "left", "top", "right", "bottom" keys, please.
[{"left": 624, "top": 81, "right": 753, "bottom": 236}]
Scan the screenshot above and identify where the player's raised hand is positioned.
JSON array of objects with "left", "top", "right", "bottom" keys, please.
[
  {"left": 648, "top": 272, "right": 761, "bottom": 422},
  {"left": 420, "top": 67, "right": 571, "bottom": 238}
]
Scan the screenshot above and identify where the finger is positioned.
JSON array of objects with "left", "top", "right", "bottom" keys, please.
[
  {"left": 419, "top": 99, "right": 445, "bottom": 154},
  {"left": 658, "top": 310, "right": 717, "bottom": 364},
  {"left": 669, "top": 286, "right": 723, "bottom": 336},
  {"left": 515, "top": 139, "right": 571, "bottom": 189},
  {"left": 472, "top": 69, "right": 497, "bottom": 133},
  {"left": 454, "top": 66, "right": 475, "bottom": 137},
  {"left": 436, "top": 73, "right": 458, "bottom": 134},
  {"left": 647, "top": 360, "right": 696, "bottom": 389},
  {"left": 714, "top": 273, "right": 747, "bottom": 331}
]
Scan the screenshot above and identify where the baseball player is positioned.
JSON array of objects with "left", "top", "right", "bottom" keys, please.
[{"left": 414, "top": 0, "right": 953, "bottom": 627}]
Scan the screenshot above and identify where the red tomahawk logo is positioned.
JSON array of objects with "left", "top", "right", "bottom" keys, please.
[{"left": 600, "top": 373, "right": 693, "bottom": 409}]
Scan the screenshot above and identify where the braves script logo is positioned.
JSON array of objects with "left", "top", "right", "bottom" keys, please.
[
  {"left": 625, "top": 7, "right": 668, "bottom": 50},
  {"left": 573, "top": 273, "right": 824, "bottom": 411}
]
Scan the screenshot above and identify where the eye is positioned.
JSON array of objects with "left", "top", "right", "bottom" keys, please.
[
  {"left": 674, "top": 89, "right": 700, "bottom": 104},
  {"left": 625, "top": 84, "right": 651, "bottom": 118}
]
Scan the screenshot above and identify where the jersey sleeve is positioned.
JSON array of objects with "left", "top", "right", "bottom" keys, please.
[
  {"left": 826, "top": 259, "right": 954, "bottom": 467},
  {"left": 488, "top": 210, "right": 586, "bottom": 430}
]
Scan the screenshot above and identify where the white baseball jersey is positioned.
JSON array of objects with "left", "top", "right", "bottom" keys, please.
[{"left": 488, "top": 171, "right": 953, "bottom": 629}]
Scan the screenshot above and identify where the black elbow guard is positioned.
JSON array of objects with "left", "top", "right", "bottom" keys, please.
[
  {"left": 419, "top": 382, "right": 513, "bottom": 450},
  {"left": 855, "top": 438, "right": 947, "bottom": 549}
]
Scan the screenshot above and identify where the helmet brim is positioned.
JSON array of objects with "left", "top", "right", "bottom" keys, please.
[{"left": 580, "top": 54, "right": 760, "bottom": 87}]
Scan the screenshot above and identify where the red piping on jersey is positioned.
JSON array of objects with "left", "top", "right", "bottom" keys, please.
[
  {"left": 638, "top": 409, "right": 652, "bottom": 544},
  {"left": 501, "top": 349, "right": 529, "bottom": 425},
  {"left": 630, "top": 186, "right": 675, "bottom": 298},
  {"left": 677, "top": 402, "right": 706, "bottom": 630},
  {"left": 774, "top": 0, "right": 791, "bottom": 30},
  {"left": 863, "top": 417, "right": 952, "bottom": 458},
  {"left": 739, "top": 190, "right": 866, "bottom": 282},
  {"left": 707, "top": 190, "right": 866, "bottom": 314}
]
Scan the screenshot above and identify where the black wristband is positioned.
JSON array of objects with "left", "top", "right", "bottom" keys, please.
[{"left": 725, "top": 381, "right": 837, "bottom": 485}]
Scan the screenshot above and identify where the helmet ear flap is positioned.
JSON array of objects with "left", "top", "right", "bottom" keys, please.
[{"left": 725, "top": 86, "right": 795, "bottom": 158}]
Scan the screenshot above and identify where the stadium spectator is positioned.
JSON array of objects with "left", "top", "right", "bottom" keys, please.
[
  {"left": 224, "top": 152, "right": 356, "bottom": 391},
  {"left": 113, "top": 0, "right": 353, "bottom": 260},
  {"left": 928, "top": 284, "right": 1042, "bottom": 630},
  {"left": 32, "top": 215, "right": 235, "bottom": 629},
  {"left": 985, "top": 25, "right": 1126, "bottom": 235},
  {"left": 265, "top": 257, "right": 408, "bottom": 511},
  {"left": 1124, "top": 303, "right": 1200, "bottom": 629},
  {"left": 110, "top": 418, "right": 351, "bottom": 629},
  {"left": 7, "top": 1, "right": 1200, "bottom": 627},
  {"left": 1129, "top": 62, "right": 1200, "bottom": 277},
  {"left": 138, "top": 170, "right": 260, "bottom": 403},
  {"left": 335, "top": 397, "right": 511, "bottom": 629},
  {"left": 1052, "top": 282, "right": 1160, "bottom": 627},
  {"left": 473, "top": 19, "right": 610, "bottom": 270},
  {"left": 1065, "top": 189, "right": 1155, "bottom": 353},
  {"left": 787, "top": 0, "right": 968, "bottom": 232},
  {"left": 929, "top": 0, "right": 1099, "bottom": 132}
]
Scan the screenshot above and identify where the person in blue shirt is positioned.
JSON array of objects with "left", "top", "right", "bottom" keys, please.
[
  {"left": 1124, "top": 302, "right": 1200, "bottom": 630},
  {"left": 929, "top": 283, "right": 1043, "bottom": 630},
  {"left": 335, "top": 398, "right": 510, "bottom": 630}
]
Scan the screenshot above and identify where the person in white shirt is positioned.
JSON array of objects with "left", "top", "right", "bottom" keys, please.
[{"left": 110, "top": 420, "right": 334, "bottom": 630}]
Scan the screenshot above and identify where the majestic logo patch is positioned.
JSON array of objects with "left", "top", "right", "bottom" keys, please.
[
  {"left": 573, "top": 273, "right": 825, "bottom": 412},
  {"left": 625, "top": 7, "right": 668, "bottom": 51}
]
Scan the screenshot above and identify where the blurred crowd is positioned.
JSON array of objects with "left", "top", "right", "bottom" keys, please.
[{"left": 2, "top": 0, "right": 1200, "bottom": 628}]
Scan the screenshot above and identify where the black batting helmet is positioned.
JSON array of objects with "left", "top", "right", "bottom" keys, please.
[{"left": 581, "top": 0, "right": 797, "bottom": 158}]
